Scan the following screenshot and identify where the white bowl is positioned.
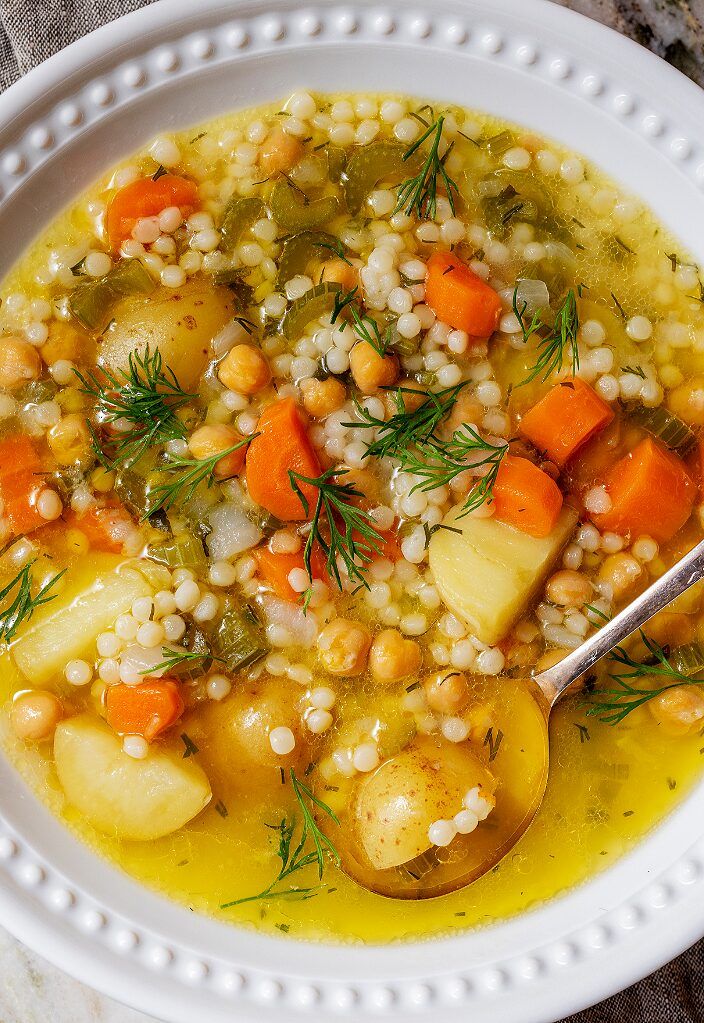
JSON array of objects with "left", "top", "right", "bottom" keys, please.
[{"left": 1, "top": 1, "right": 703, "bottom": 1020}]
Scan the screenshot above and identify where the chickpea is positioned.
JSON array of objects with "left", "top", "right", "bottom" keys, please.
[
  {"left": 188, "top": 424, "right": 246, "bottom": 479},
  {"left": 339, "top": 465, "right": 381, "bottom": 503},
  {"left": 383, "top": 378, "right": 427, "bottom": 417},
  {"left": 465, "top": 701, "right": 494, "bottom": 743},
  {"left": 259, "top": 127, "right": 304, "bottom": 176},
  {"left": 534, "top": 647, "right": 571, "bottom": 673},
  {"left": 0, "top": 336, "right": 41, "bottom": 390},
  {"left": 447, "top": 391, "right": 484, "bottom": 434},
  {"left": 546, "top": 569, "right": 592, "bottom": 607},
  {"left": 646, "top": 611, "right": 695, "bottom": 649},
  {"left": 321, "top": 258, "right": 359, "bottom": 292},
  {"left": 423, "top": 670, "right": 469, "bottom": 714},
  {"left": 349, "top": 342, "right": 399, "bottom": 394},
  {"left": 648, "top": 685, "right": 704, "bottom": 736},
  {"left": 40, "top": 321, "right": 84, "bottom": 365},
  {"left": 667, "top": 375, "right": 704, "bottom": 426},
  {"left": 300, "top": 377, "right": 346, "bottom": 419},
  {"left": 597, "top": 553, "right": 643, "bottom": 600},
  {"left": 48, "top": 414, "right": 92, "bottom": 467},
  {"left": 218, "top": 344, "right": 271, "bottom": 395},
  {"left": 318, "top": 618, "right": 371, "bottom": 677},
  {"left": 369, "top": 628, "right": 422, "bottom": 684},
  {"left": 10, "top": 690, "right": 63, "bottom": 742}
]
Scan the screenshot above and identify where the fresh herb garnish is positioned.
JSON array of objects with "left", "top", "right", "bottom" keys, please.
[
  {"left": 586, "top": 631, "right": 702, "bottom": 724},
  {"left": 220, "top": 769, "right": 340, "bottom": 907},
  {"left": 330, "top": 287, "right": 393, "bottom": 357},
  {"left": 75, "top": 346, "right": 193, "bottom": 470},
  {"left": 180, "top": 733, "right": 199, "bottom": 757},
  {"left": 288, "top": 467, "right": 385, "bottom": 594},
  {"left": 484, "top": 727, "right": 504, "bottom": 762},
  {"left": 513, "top": 288, "right": 580, "bottom": 385},
  {"left": 398, "top": 425, "right": 508, "bottom": 517},
  {"left": 621, "top": 365, "right": 646, "bottom": 379},
  {"left": 0, "top": 562, "right": 66, "bottom": 642},
  {"left": 151, "top": 646, "right": 223, "bottom": 675},
  {"left": 152, "top": 164, "right": 167, "bottom": 181},
  {"left": 145, "top": 437, "right": 256, "bottom": 518},
  {"left": 395, "top": 116, "right": 459, "bottom": 221},
  {"left": 347, "top": 382, "right": 466, "bottom": 459},
  {"left": 314, "top": 237, "right": 352, "bottom": 266}
]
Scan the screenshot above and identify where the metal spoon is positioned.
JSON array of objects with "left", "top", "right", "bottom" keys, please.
[{"left": 332, "top": 538, "right": 704, "bottom": 899}]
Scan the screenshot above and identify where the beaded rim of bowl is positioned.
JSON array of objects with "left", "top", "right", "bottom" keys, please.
[{"left": 0, "top": 2, "right": 703, "bottom": 1021}]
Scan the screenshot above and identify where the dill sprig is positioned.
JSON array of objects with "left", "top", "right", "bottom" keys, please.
[
  {"left": 395, "top": 116, "right": 459, "bottom": 221},
  {"left": 399, "top": 425, "right": 508, "bottom": 517},
  {"left": 0, "top": 562, "right": 66, "bottom": 642},
  {"left": 144, "top": 438, "right": 256, "bottom": 519},
  {"left": 314, "top": 236, "right": 352, "bottom": 266},
  {"left": 220, "top": 769, "right": 340, "bottom": 908},
  {"left": 346, "top": 382, "right": 466, "bottom": 459},
  {"left": 151, "top": 646, "right": 223, "bottom": 675},
  {"left": 330, "top": 286, "right": 393, "bottom": 357},
  {"left": 513, "top": 288, "right": 580, "bottom": 386},
  {"left": 75, "top": 346, "right": 193, "bottom": 469},
  {"left": 585, "top": 623, "right": 700, "bottom": 725},
  {"left": 288, "top": 466, "right": 385, "bottom": 592}
]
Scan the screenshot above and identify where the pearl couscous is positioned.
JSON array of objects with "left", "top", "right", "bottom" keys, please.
[{"left": 0, "top": 92, "right": 703, "bottom": 940}]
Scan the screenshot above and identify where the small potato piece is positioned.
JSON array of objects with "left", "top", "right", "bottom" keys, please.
[
  {"left": 197, "top": 678, "right": 305, "bottom": 772},
  {"left": 597, "top": 553, "right": 643, "bottom": 600},
  {"left": 48, "top": 414, "right": 92, "bottom": 467},
  {"left": 218, "top": 344, "right": 271, "bottom": 395},
  {"left": 545, "top": 569, "right": 592, "bottom": 607},
  {"left": 369, "top": 629, "right": 422, "bottom": 684},
  {"left": 648, "top": 685, "right": 704, "bottom": 736},
  {"left": 321, "top": 259, "right": 359, "bottom": 292},
  {"left": 349, "top": 342, "right": 399, "bottom": 394},
  {"left": 260, "top": 127, "right": 304, "bottom": 176},
  {"left": 667, "top": 376, "right": 704, "bottom": 427},
  {"left": 318, "top": 618, "right": 371, "bottom": 677},
  {"left": 54, "top": 714, "right": 211, "bottom": 840},
  {"left": 101, "top": 280, "right": 234, "bottom": 391},
  {"left": 300, "top": 377, "right": 346, "bottom": 419},
  {"left": 11, "top": 690, "right": 63, "bottom": 741},
  {"left": 0, "top": 336, "right": 41, "bottom": 390},
  {"left": 352, "top": 737, "right": 495, "bottom": 869},
  {"left": 188, "top": 424, "right": 245, "bottom": 479},
  {"left": 423, "top": 671, "right": 469, "bottom": 715}
]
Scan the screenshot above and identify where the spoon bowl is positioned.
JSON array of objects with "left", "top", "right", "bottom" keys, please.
[{"left": 320, "top": 537, "right": 704, "bottom": 899}]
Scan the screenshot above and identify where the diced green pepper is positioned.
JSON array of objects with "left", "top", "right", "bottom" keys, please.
[
  {"left": 342, "top": 141, "right": 423, "bottom": 216},
  {"left": 269, "top": 177, "right": 340, "bottom": 231},
  {"left": 275, "top": 230, "right": 338, "bottom": 289},
  {"left": 214, "top": 602, "right": 268, "bottom": 671},
  {"left": 280, "top": 282, "right": 341, "bottom": 341},
  {"left": 69, "top": 258, "right": 155, "bottom": 331},
  {"left": 220, "top": 196, "right": 265, "bottom": 253}
]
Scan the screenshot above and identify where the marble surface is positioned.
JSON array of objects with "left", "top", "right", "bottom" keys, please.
[{"left": 1, "top": 1, "right": 704, "bottom": 1022}]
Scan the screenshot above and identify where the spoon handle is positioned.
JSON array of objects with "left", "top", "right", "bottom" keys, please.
[{"left": 534, "top": 537, "right": 704, "bottom": 706}]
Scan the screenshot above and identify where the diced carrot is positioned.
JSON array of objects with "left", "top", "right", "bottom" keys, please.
[
  {"left": 65, "top": 501, "right": 135, "bottom": 554},
  {"left": 592, "top": 436, "right": 696, "bottom": 543},
  {"left": 492, "top": 455, "right": 564, "bottom": 538},
  {"left": 246, "top": 398, "right": 322, "bottom": 521},
  {"left": 254, "top": 545, "right": 329, "bottom": 601},
  {"left": 424, "top": 251, "right": 502, "bottom": 339},
  {"left": 519, "top": 378, "right": 615, "bottom": 467},
  {"left": 0, "top": 436, "right": 46, "bottom": 538},
  {"left": 105, "top": 679, "right": 185, "bottom": 742},
  {"left": 106, "top": 174, "right": 199, "bottom": 248}
]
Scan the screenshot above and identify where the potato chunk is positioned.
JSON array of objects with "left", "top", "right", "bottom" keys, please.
[
  {"left": 54, "top": 715, "right": 211, "bottom": 841},
  {"left": 352, "top": 738, "right": 494, "bottom": 870},
  {"left": 429, "top": 503, "right": 578, "bottom": 645},
  {"left": 12, "top": 555, "right": 153, "bottom": 685},
  {"left": 100, "top": 280, "right": 235, "bottom": 390}
]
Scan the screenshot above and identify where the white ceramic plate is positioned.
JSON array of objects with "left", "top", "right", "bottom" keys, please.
[{"left": 1, "top": 2, "right": 704, "bottom": 1020}]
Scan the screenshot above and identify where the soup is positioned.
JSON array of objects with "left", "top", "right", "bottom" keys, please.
[{"left": 0, "top": 91, "right": 703, "bottom": 941}]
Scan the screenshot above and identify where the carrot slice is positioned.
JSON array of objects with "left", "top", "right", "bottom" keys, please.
[
  {"left": 106, "top": 174, "right": 199, "bottom": 248},
  {"left": 65, "top": 501, "right": 135, "bottom": 554},
  {"left": 424, "top": 251, "right": 502, "bottom": 339},
  {"left": 246, "top": 398, "right": 322, "bottom": 521},
  {"left": 105, "top": 679, "right": 185, "bottom": 742},
  {"left": 519, "top": 378, "right": 615, "bottom": 467},
  {"left": 492, "top": 455, "right": 564, "bottom": 538},
  {"left": 254, "top": 545, "right": 329, "bottom": 601},
  {"left": 592, "top": 436, "right": 696, "bottom": 543},
  {"left": 0, "top": 437, "right": 45, "bottom": 539}
]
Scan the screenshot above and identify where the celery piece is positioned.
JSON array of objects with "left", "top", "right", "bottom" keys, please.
[
  {"left": 220, "top": 196, "right": 265, "bottom": 253},
  {"left": 214, "top": 602, "right": 267, "bottom": 671},
  {"left": 280, "top": 282, "right": 341, "bottom": 341},
  {"left": 275, "top": 230, "right": 337, "bottom": 289},
  {"left": 147, "top": 533, "right": 207, "bottom": 571},
  {"left": 625, "top": 403, "right": 697, "bottom": 455},
  {"left": 69, "top": 258, "right": 155, "bottom": 331},
  {"left": 342, "top": 141, "right": 422, "bottom": 216},
  {"left": 269, "top": 178, "right": 340, "bottom": 231}
]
